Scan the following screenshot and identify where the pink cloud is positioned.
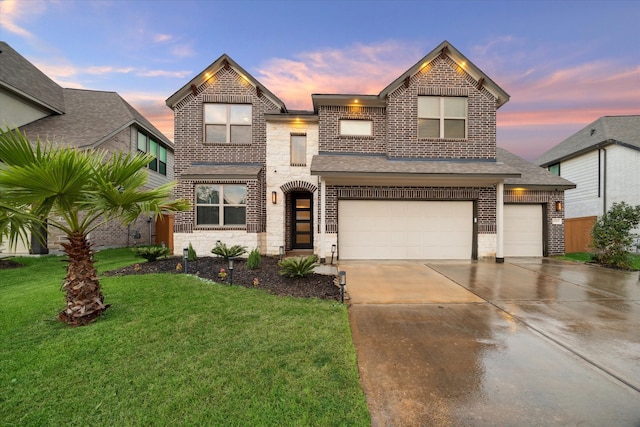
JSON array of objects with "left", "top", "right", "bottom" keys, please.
[{"left": 256, "top": 41, "right": 422, "bottom": 110}]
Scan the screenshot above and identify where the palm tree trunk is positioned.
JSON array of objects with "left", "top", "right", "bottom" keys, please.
[{"left": 58, "top": 232, "right": 109, "bottom": 326}]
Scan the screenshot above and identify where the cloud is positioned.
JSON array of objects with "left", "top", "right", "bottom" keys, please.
[
  {"left": 154, "top": 33, "right": 172, "bottom": 43},
  {"left": 0, "top": 0, "right": 44, "bottom": 40},
  {"left": 120, "top": 91, "right": 175, "bottom": 140},
  {"left": 137, "top": 69, "right": 193, "bottom": 78},
  {"left": 86, "top": 66, "right": 135, "bottom": 75},
  {"left": 255, "top": 41, "right": 422, "bottom": 109}
]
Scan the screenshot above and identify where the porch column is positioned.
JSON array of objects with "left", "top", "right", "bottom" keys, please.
[
  {"left": 496, "top": 181, "right": 504, "bottom": 263},
  {"left": 320, "top": 178, "right": 326, "bottom": 262}
]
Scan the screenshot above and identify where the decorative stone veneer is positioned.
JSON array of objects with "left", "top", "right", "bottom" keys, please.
[
  {"left": 174, "top": 230, "right": 260, "bottom": 258},
  {"left": 505, "top": 189, "right": 566, "bottom": 255},
  {"left": 265, "top": 120, "right": 319, "bottom": 255},
  {"left": 478, "top": 233, "right": 497, "bottom": 258}
]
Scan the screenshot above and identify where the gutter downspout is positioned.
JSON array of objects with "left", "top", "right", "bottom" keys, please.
[{"left": 599, "top": 147, "right": 607, "bottom": 215}]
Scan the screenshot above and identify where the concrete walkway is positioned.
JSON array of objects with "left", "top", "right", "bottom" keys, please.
[{"left": 342, "top": 259, "right": 640, "bottom": 426}]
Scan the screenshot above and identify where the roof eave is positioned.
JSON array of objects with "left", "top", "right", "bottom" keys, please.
[{"left": 165, "top": 54, "right": 286, "bottom": 112}]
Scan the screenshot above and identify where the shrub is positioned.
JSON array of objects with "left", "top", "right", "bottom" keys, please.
[
  {"left": 279, "top": 254, "right": 318, "bottom": 278},
  {"left": 591, "top": 201, "right": 640, "bottom": 269},
  {"left": 211, "top": 242, "right": 247, "bottom": 260},
  {"left": 247, "top": 248, "right": 261, "bottom": 270},
  {"left": 187, "top": 242, "right": 198, "bottom": 262},
  {"left": 132, "top": 245, "right": 170, "bottom": 262}
]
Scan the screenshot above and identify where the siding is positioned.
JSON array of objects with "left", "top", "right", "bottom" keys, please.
[{"left": 561, "top": 151, "right": 601, "bottom": 219}]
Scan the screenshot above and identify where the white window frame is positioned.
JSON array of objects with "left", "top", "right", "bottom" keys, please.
[
  {"left": 195, "top": 184, "right": 247, "bottom": 226},
  {"left": 290, "top": 134, "right": 307, "bottom": 166},
  {"left": 339, "top": 119, "right": 373, "bottom": 136},
  {"left": 204, "top": 103, "right": 252, "bottom": 144},
  {"left": 418, "top": 96, "right": 467, "bottom": 139}
]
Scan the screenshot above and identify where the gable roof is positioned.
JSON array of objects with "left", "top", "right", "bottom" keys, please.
[
  {"left": 312, "top": 40, "right": 510, "bottom": 111},
  {"left": 535, "top": 115, "right": 640, "bottom": 167},
  {"left": 165, "top": 53, "right": 287, "bottom": 111},
  {"left": 497, "top": 147, "right": 575, "bottom": 190},
  {"left": 20, "top": 88, "right": 173, "bottom": 150},
  {"left": 380, "top": 40, "right": 510, "bottom": 108},
  {"left": 0, "top": 41, "right": 65, "bottom": 114}
]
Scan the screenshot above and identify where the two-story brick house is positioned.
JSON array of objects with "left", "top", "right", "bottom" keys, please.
[{"left": 166, "top": 40, "right": 574, "bottom": 261}]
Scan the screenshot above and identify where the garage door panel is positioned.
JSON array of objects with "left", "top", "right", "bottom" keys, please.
[
  {"left": 338, "top": 200, "right": 473, "bottom": 260},
  {"left": 504, "top": 204, "right": 543, "bottom": 257}
]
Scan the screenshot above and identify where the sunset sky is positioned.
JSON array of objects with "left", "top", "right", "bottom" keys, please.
[{"left": 1, "top": 0, "right": 638, "bottom": 160}]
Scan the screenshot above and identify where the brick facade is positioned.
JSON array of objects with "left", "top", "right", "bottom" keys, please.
[
  {"left": 169, "top": 44, "right": 568, "bottom": 259},
  {"left": 172, "top": 66, "right": 279, "bottom": 235}
]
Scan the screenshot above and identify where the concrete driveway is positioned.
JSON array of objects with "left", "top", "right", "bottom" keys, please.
[{"left": 342, "top": 259, "right": 640, "bottom": 426}]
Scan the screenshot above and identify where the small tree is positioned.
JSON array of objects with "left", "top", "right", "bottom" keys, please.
[
  {"left": 591, "top": 202, "right": 640, "bottom": 269},
  {"left": 0, "top": 128, "right": 190, "bottom": 326}
]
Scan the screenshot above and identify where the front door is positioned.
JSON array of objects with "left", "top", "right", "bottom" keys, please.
[{"left": 291, "top": 192, "right": 313, "bottom": 249}]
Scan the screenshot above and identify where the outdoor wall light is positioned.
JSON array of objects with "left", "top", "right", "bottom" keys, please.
[
  {"left": 555, "top": 201, "right": 564, "bottom": 212},
  {"left": 331, "top": 244, "right": 337, "bottom": 265},
  {"left": 272, "top": 191, "right": 277, "bottom": 204},
  {"left": 339, "top": 271, "right": 346, "bottom": 304},
  {"left": 279, "top": 245, "right": 285, "bottom": 262},
  {"left": 228, "top": 257, "right": 235, "bottom": 285},
  {"left": 182, "top": 247, "right": 189, "bottom": 274}
]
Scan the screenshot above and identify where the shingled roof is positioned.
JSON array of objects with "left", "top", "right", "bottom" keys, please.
[
  {"left": 535, "top": 115, "right": 640, "bottom": 167},
  {"left": 19, "top": 88, "right": 172, "bottom": 149},
  {"left": 0, "top": 41, "right": 65, "bottom": 114},
  {"left": 497, "top": 147, "right": 575, "bottom": 190}
]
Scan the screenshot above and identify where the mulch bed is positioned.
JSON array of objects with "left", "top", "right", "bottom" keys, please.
[
  {"left": 103, "top": 256, "right": 341, "bottom": 301},
  {"left": 0, "top": 259, "right": 23, "bottom": 269}
]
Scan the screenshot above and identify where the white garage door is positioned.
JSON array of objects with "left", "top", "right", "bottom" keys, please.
[
  {"left": 338, "top": 200, "right": 473, "bottom": 260},
  {"left": 504, "top": 204, "right": 543, "bottom": 257}
]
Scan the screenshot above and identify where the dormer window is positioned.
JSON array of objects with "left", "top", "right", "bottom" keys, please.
[
  {"left": 204, "top": 103, "right": 252, "bottom": 143},
  {"left": 418, "top": 96, "right": 467, "bottom": 139}
]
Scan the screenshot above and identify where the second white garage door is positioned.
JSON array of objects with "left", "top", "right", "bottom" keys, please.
[
  {"left": 338, "top": 200, "right": 473, "bottom": 260},
  {"left": 504, "top": 204, "right": 543, "bottom": 257}
]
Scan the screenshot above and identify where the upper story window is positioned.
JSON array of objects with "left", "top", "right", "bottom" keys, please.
[
  {"left": 137, "top": 131, "right": 167, "bottom": 176},
  {"left": 204, "top": 103, "right": 252, "bottom": 143},
  {"left": 418, "top": 96, "right": 467, "bottom": 139},
  {"left": 339, "top": 119, "right": 372, "bottom": 137},
  {"left": 196, "top": 184, "right": 247, "bottom": 226},
  {"left": 548, "top": 163, "right": 560, "bottom": 176},
  {"left": 290, "top": 134, "right": 307, "bottom": 166}
]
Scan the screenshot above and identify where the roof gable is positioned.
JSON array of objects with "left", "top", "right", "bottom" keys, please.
[
  {"left": 535, "top": 115, "right": 640, "bottom": 166},
  {"left": 20, "top": 88, "right": 172, "bottom": 150},
  {"left": 165, "top": 54, "right": 286, "bottom": 112},
  {"left": 311, "top": 40, "right": 510, "bottom": 111},
  {"left": 0, "top": 41, "right": 65, "bottom": 114},
  {"left": 379, "top": 40, "right": 510, "bottom": 108}
]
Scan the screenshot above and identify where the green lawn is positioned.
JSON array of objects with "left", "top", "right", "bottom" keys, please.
[
  {"left": 555, "top": 252, "right": 640, "bottom": 270},
  {"left": 0, "top": 249, "right": 370, "bottom": 426}
]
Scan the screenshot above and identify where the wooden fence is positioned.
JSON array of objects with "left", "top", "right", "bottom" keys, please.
[{"left": 564, "top": 216, "right": 597, "bottom": 253}]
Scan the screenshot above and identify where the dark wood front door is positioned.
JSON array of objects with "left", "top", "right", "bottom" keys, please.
[{"left": 291, "top": 192, "right": 313, "bottom": 249}]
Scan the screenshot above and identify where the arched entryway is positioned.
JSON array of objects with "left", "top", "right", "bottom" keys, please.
[{"left": 280, "top": 181, "right": 318, "bottom": 251}]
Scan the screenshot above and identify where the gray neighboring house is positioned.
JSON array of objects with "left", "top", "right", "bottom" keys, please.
[
  {"left": 167, "top": 40, "right": 574, "bottom": 261},
  {"left": 536, "top": 115, "right": 640, "bottom": 252},
  {"left": 0, "top": 41, "right": 175, "bottom": 254}
]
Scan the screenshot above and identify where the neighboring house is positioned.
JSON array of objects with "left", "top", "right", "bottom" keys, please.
[
  {"left": 166, "top": 40, "right": 574, "bottom": 261},
  {"left": 536, "top": 115, "right": 640, "bottom": 252},
  {"left": 0, "top": 41, "right": 175, "bottom": 254}
]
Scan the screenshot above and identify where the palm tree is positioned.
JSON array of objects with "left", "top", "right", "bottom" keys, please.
[{"left": 0, "top": 128, "right": 189, "bottom": 326}]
